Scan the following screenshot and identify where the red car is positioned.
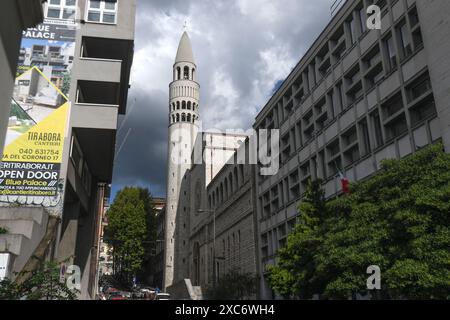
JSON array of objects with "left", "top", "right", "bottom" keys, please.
[{"left": 108, "top": 291, "right": 126, "bottom": 300}]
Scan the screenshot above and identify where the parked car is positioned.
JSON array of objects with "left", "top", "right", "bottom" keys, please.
[{"left": 108, "top": 291, "right": 126, "bottom": 300}]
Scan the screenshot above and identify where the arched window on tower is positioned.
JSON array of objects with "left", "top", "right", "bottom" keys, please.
[
  {"left": 181, "top": 113, "right": 186, "bottom": 122},
  {"left": 171, "top": 115, "right": 175, "bottom": 123},
  {"left": 177, "top": 67, "right": 181, "bottom": 80},
  {"left": 184, "top": 66, "right": 189, "bottom": 79},
  {"left": 172, "top": 103, "right": 175, "bottom": 111},
  {"left": 187, "top": 113, "right": 191, "bottom": 122},
  {"left": 176, "top": 101, "right": 180, "bottom": 110},
  {"left": 182, "top": 101, "right": 186, "bottom": 109},
  {"left": 187, "top": 101, "right": 191, "bottom": 110},
  {"left": 192, "top": 68, "right": 195, "bottom": 81},
  {"left": 192, "top": 103, "right": 196, "bottom": 111},
  {"left": 176, "top": 113, "right": 180, "bottom": 122}
]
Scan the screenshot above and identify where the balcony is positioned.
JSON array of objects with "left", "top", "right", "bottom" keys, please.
[
  {"left": 71, "top": 80, "right": 120, "bottom": 130},
  {"left": 76, "top": 57, "right": 122, "bottom": 83},
  {"left": 77, "top": 36, "right": 134, "bottom": 114}
]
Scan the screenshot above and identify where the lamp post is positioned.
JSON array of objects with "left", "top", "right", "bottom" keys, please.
[{"left": 197, "top": 208, "right": 216, "bottom": 288}]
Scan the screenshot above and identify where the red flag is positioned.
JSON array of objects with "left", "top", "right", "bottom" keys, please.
[{"left": 338, "top": 171, "right": 350, "bottom": 194}]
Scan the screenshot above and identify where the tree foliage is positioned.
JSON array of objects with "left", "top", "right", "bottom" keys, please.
[
  {"left": 268, "top": 144, "right": 450, "bottom": 299},
  {"left": 0, "top": 261, "right": 78, "bottom": 300},
  {"left": 104, "top": 187, "right": 153, "bottom": 286},
  {"left": 206, "top": 268, "right": 258, "bottom": 300}
]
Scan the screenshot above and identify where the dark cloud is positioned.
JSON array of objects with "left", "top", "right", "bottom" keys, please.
[
  {"left": 111, "top": 0, "right": 332, "bottom": 198},
  {"left": 111, "top": 87, "right": 168, "bottom": 198}
]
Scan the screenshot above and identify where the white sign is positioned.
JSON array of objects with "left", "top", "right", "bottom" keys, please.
[{"left": 0, "top": 253, "right": 11, "bottom": 280}]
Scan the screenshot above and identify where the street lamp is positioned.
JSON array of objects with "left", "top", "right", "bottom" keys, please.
[{"left": 197, "top": 208, "right": 217, "bottom": 288}]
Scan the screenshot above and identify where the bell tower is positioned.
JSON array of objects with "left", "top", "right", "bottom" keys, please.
[{"left": 163, "top": 31, "right": 200, "bottom": 290}]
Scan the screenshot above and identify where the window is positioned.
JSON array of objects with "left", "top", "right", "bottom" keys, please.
[
  {"left": 336, "top": 82, "right": 344, "bottom": 112},
  {"left": 371, "top": 111, "right": 384, "bottom": 148},
  {"left": 46, "top": 0, "right": 77, "bottom": 20},
  {"left": 327, "top": 140, "right": 340, "bottom": 158},
  {"left": 70, "top": 135, "right": 83, "bottom": 175},
  {"left": 342, "top": 126, "right": 358, "bottom": 147},
  {"left": 412, "top": 27, "right": 423, "bottom": 50},
  {"left": 81, "top": 162, "right": 92, "bottom": 195},
  {"left": 328, "top": 156, "right": 342, "bottom": 178},
  {"left": 359, "top": 119, "right": 371, "bottom": 155},
  {"left": 410, "top": 97, "right": 436, "bottom": 127},
  {"left": 409, "top": 7, "right": 419, "bottom": 28},
  {"left": 344, "top": 145, "right": 359, "bottom": 166},
  {"left": 358, "top": 6, "right": 366, "bottom": 34},
  {"left": 376, "top": 0, "right": 388, "bottom": 17},
  {"left": 382, "top": 93, "right": 404, "bottom": 120},
  {"left": 348, "top": 15, "right": 357, "bottom": 45},
  {"left": 397, "top": 22, "right": 413, "bottom": 59},
  {"left": 385, "top": 113, "right": 408, "bottom": 140},
  {"left": 384, "top": 34, "right": 397, "bottom": 72},
  {"left": 406, "top": 72, "right": 432, "bottom": 103},
  {"left": 87, "top": 0, "right": 118, "bottom": 24}
]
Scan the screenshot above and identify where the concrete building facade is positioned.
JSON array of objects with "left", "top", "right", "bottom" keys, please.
[
  {"left": 187, "top": 139, "right": 258, "bottom": 297},
  {"left": 252, "top": 0, "right": 450, "bottom": 299},
  {"left": 165, "top": 130, "right": 248, "bottom": 297},
  {"left": 55, "top": 0, "right": 136, "bottom": 299},
  {"left": 0, "top": 0, "right": 134, "bottom": 299}
]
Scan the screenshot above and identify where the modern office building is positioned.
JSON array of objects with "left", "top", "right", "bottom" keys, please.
[
  {"left": 0, "top": 0, "right": 135, "bottom": 300},
  {"left": 54, "top": 0, "right": 136, "bottom": 299},
  {"left": 252, "top": 0, "right": 450, "bottom": 299}
]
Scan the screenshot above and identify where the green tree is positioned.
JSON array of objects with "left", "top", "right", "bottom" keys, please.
[
  {"left": 137, "top": 188, "right": 157, "bottom": 284},
  {"left": 206, "top": 268, "right": 257, "bottom": 300},
  {"left": 0, "top": 261, "right": 78, "bottom": 300},
  {"left": 267, "top": 179, "right": 326, "bottom": 299},
  {"left": 105, "top": 187, "right": 150, "bottom": 286},
  {"left": 268, "top": 144, "right": 450, "bottom": 299}
]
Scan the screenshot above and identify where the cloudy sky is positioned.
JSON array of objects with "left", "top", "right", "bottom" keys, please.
[{"left": 111, "top": 0, "right": 338, "bottom": 198}]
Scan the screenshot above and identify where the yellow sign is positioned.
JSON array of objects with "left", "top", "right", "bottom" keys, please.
[{"left": 0, "top": 67, "right": 70, "bottom": 197}]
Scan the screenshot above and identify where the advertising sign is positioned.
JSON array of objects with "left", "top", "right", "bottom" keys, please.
[
  {"left": 0, "top": 67, "right": 70, "bottom": 197},
  {"left": 0, "top": 253, "right": 11, "bottom": 280},
  {"left": 0, "top": 17, "right": 76, "bottom": 202}
]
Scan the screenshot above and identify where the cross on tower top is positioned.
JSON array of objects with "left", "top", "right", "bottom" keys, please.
[{"left": 183, "top": 20, "right": 188, "bottom": 31}]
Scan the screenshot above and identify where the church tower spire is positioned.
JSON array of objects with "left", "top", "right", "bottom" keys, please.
[
  {"left": 175, "top": 31, "right": 195, "bottom": 64},
  {"left": 163, "top": 32, "right": 200, "bottom": 290}
]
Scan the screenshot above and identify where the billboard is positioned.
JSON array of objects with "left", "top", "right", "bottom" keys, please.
[
  {"left": 0, "top": 253, "right": 11, "bottom": 281},
  {"left": 0, "top": 18, "right": 76, "bottom": 203}
]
